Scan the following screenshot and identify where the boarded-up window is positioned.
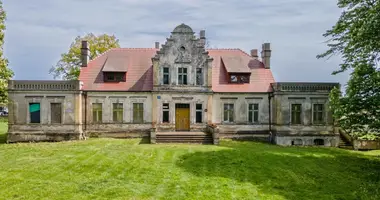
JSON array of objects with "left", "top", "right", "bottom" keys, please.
[
  {"left": 92, "top": 103, "right": 102, "bottom": 123},
  {"left": 133, "top": 103, "right": 144, "bottom": 123},
  {"left": 248, "top": 103, "right": 259, "bottom": 123},
  {"left": 163, "top": 67, "right": 170, "bottom": 85},
  {"left": 163, "top": 103, "right": 169, "bottom": 123},
  {"left": 291, "top": 104, "right": 302, "bottom": 124},
  {"left": 29, "top": 103, "right": 40, "bottom": 123},
  {"left": 196, "top": 104, "right": 202, "bottom": 123},
  {"left": 223, "top": 104, "right": 234, "bottom": 122},
  {"left": 113, "top": 103, "right": 123, "bottom": 122},
  {"left": 313, "top": 104, "right": 324, "bottom": 124},
  {"left": 196, "top": 68, "right": 203, "bottom": 85},
  {"left": 51, "top": 103, "right": 62, "bottom": 124}
]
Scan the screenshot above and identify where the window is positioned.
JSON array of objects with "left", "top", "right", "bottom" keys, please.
[
  {"left": 162, "top": 103, "right": 169, "bottom": 123},
  {"left": 291, "top": 104, "right": 302, "bottom": 124},
  {"left": 229, "top": 74, "right": 250, "bottom": 83},
  {"left": 248, "top": 103, "right": 259, "bottom": 123},
  {"left": 314, "top": 139, "right": 325, "bottom": 146},
  {"left": 113, "top": 103, "right": 123, "bottom": 123},
  {"left": 196, "top": 68, "right": 203, "bottom": 85},
  {"left": 196, "top": 104, "right": 202, "bottom": 123},
  {"left": 178, "top": 67, "right": 187, "bottom": 85},
  {"left": 133, "top": 103, "right": 144, "bottom": 123},
  {"left": 223, "top": 104, "right": 234, "bottom": 122},
  {"left": 104, "top": 72, "right": 125, "bottom": 82},
  {"left": 313, "top": 104, "right": 324, "bottom": 124},
  {"left": 163, "top": 67, "right": 170, "bottom": 85},
  {"left": 92, "top": 103, "right": 102, "bottom": 123},
  {"left": 51, "top": 103, "right": 62, "bottom": 124},
  {"left": 29, "top": 103, "right": 40, "bottom": 123}
]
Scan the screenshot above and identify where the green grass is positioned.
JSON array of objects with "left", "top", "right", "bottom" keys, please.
[{"left": 0, "top": 122, "right": 379, "bottom": 200}]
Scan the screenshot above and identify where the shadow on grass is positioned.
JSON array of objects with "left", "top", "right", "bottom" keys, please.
[
  {"left": 177, "top": 141, "right": 380, "bottom": 200},
  {"left": 0, "top": 133, "right": 6, "bottom": 144}
]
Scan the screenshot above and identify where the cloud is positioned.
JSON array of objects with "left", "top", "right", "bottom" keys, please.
[{"left": 3, "top": 0, "right": 348, "bottom": 86}]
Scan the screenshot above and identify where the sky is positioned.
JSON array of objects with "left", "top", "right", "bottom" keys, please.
[{"left": 3, "top": 0, "right": 349, "bottom": 87}]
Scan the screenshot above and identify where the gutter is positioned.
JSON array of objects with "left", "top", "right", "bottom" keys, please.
[{"left": 84, "top": 91, "right": 87, "bottom": 132}]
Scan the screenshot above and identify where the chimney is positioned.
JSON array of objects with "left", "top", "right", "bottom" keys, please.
[
  {"left": 155, "top": 42, "right": 160, "bottom": 49},
  {"left": 250, "top": 49, "right": 258, "bottom": 59},
  {"left": 261, "top": 43, "right": 271, "bottom": 69},
  {"left": 199, "top": 30, "right": 206, "bottom": 46},
  {"left": 81, "top": 40, "right": 90, "bottom": 67}
]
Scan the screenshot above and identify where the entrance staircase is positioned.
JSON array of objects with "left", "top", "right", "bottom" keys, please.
[
  {"left": 155, "top": 132, "right": 213, "bottom": 144},
  {"left": 338, "top": 129, "right": 353, "bottom": 150}
]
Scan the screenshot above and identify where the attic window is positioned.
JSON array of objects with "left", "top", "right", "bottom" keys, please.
[
  {"left": 229, "top": 73, "right": 250, "bottom": 84},
  {"left": 104, "top": 72, "right": 126, "bottom": 82}
]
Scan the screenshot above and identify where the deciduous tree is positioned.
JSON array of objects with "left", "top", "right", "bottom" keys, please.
[
  {"left": 320, "top": 0, "right": 380, "bottom": 140},
  {"left": 0, "top": 1, "right": 14, "bottom": 104},
  {"left": 49, "top": 33, "right": 120, "bottom": 80}
]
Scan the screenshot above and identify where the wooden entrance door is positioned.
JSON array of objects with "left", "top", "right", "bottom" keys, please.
[{"left": 175, "top": 104, "right": 190, "bottom": 131}]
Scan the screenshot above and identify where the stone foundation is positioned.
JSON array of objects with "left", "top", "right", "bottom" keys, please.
[
  {"left": 275, "top": 135, "right": 340, "bottom": 147},
  {"left": 7, "top": 131, "right": 83, "bottom": 143}
]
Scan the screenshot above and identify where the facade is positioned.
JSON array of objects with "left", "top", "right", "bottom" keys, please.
[{"left": 7, "top": 24, "right": 340, "bottom": 146}]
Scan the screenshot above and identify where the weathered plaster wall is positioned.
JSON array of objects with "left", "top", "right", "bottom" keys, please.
[
  {"left": 7, "top": 80, "right": 82, "bottom": 142},
  {"left": 272, "top": 92, "right": 338, "bottom": 147},
  {"left": 154, "top": 92, "right": 210, "bottom": 131},
  {"left": 82, "top": 92, "right": 153, "bottom": 138},
  {"left": 212, "top": 93, "right": 270, "bottom": 140}
]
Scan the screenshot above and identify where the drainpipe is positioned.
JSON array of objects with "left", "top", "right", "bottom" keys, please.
[
  {"left": 268, "top": 92, "right": 274, "bottom": 142},
  {"left": 84, "top": 91, "right": 87, "bottom": 132}
]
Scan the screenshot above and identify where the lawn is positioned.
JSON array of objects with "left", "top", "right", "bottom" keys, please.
[{"left": 0, "top": 121, "right": 379, "bottom": 200}]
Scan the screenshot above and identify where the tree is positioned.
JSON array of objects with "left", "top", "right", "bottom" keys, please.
[
  {"left": 319, "top": 0, "right": 380, "bottom": 140},
  {"left": 317, "top": 0, "right": 380, "bottom": 74},
  {"left": 49, "top": 33, "right": 120, "bottom": 80},
  {"left": 0, "top": 1, "right": 14, "bottom": 104}
]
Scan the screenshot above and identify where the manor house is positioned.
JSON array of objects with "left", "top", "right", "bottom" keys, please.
[{"left": 7, "top": 24, "right": 340, "bottom": 146}]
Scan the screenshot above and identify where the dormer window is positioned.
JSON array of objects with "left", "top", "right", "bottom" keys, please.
[
  {"left": 104, "top": 72, "right": 126, "bottom": 82},
  {"left": 229, "top": 73, "right": 250, "bottom": 84}
]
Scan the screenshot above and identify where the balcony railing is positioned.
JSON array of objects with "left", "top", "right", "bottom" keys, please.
[
  {"left": 8, "top": 80, "right": 81, "bottom": 91},
  {"left": 271, "top": 82, "right": 339, "bottom": 92}
]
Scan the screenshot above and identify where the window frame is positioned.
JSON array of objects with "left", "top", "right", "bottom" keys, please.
[
  {"left": 103, "top": 72, "right": 126, "bottom": 82},
  {"left": 178, "top": 67, "right": 188, "bottom": 85},
  {"left": 28, "top": 102, "right": 41, "bottom": 124},
  {"left": 112, "top": 103, "right": 124, "bottom": 123},
  {"left": 290, "top": 104, "right": 302, "bottom": 125},
  {"left": 163, "top": 67, "right": 170, "bottom": 85},
  {"left": 223, "top": 103, "right": 234, "bottom": 123},
  {"left": 92, "top": 103, "right": 103, "bottom": 123},
  {"left": 133, "top": 103, "right": 144, "bottom": 123},
  {"left": 50, "top": 103, "right": 62, "bottom": 124},
  {"left": 248, "top": 103, "right": 259, "bottom": 123},
  {"left": 195, "top": 103, "right": 203, "bottom": 123},
  {"left": 229, "top": 73, "right": 250, "bottom": 84},
  {"left": 312, "top": 103, "right": 325, "bottom": 124},
  {"left": 196, "top": 68, "right": 203, "bottom": 86},
  {"left": 162, "top": 103, "right": 170, "bottom": 123}
]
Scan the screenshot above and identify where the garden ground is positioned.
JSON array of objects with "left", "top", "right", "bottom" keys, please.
[{"left": 0, "top": 121, "right": 379, "bottom": 200}]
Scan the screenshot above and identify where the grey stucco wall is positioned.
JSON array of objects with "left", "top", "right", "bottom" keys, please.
[{"left": 82, "top": 92, "right": 153, "bottom": 138}]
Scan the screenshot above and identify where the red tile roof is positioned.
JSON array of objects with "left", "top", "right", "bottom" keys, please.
[
  {"left": 209, "top": 49, "right": 275, "bottom": 93},
  {"left": 79, "top": 48, "right": 275, "bottom": 92}
]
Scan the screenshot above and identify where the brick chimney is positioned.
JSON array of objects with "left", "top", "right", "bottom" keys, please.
[
  {"left": 155, "top": 42, "right": 160, "bottom": 49},
  {"left": 199, "top": 30, "right": 206, "bottom": 46},
  {"left": 261, "top": 43, "right": 271, "bottom": 69},
  {"left": 81, "top": 40, "right": 90, "bottom": 67},
  {"left": 250, "top": 49, "right": 258, "bottom": 59}
]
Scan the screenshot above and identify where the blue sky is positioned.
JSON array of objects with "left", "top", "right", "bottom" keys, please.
[{"left": 3, "top": 0, "right": 349, "bottom": 86}]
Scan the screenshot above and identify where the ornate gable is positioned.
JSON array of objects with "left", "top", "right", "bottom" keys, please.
[{"left": 152, "top": 24, "right": 213, "bottom": 91}]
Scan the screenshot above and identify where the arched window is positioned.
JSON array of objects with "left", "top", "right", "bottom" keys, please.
[{"left": 291, "top": 139, "right": 303, "bottom": 146}]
